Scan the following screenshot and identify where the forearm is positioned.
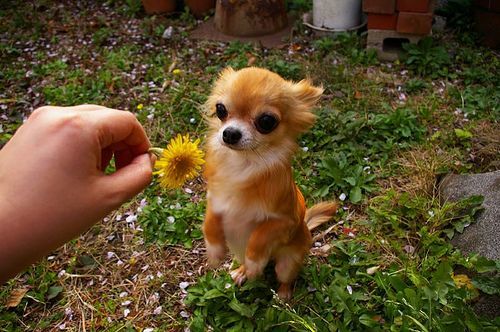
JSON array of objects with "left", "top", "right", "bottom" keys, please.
[
  {"left": 0, "top": 105, "right": 152, "bottom": 283},
  {"left": 0, "top": 190, "right": 104, "bottom": 283}
]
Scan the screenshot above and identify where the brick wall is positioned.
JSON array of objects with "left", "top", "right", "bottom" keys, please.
[{"left": 364, "top": 0, "right": 435, "bottom": 60}]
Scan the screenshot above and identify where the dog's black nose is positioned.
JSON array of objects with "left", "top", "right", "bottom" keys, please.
[{"left": 222, "top": 127, "right": 242, "bottom": 145}]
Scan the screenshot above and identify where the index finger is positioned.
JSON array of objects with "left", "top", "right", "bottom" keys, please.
[{"left": 85, "top": 108, "right": 151, "bottom": 154}]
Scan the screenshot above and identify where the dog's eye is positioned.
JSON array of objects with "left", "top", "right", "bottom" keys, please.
[
  {"left": 255, "top": 113, "right": 278, "bottom": 134},
  {"left": 215, "top": 103, "right": 228, "bottom": 120}
]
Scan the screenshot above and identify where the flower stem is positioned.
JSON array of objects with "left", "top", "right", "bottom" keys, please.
[{"left": 148, "top": 147, "right": 164, "bottom": 157}]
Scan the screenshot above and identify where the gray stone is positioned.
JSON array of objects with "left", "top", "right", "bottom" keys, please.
[
  {"left": 440, "top": 170, "right": 500, "bottom": 260},
  {"left": 432, "top": 15, "right": 447, "bottom": 32},
  {"left": 162, "top": 26, "right": 174, "bottom": 39},
  {"left": 367, "top": 29, "right": 424, "bottom": 61},
  {"left": 439, "top": 171, "right": 500, "bottom": 319}
]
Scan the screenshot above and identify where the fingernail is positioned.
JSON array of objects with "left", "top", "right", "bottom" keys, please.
[{"left": 149, "top": 153, "right": 157, "bottom": 168}]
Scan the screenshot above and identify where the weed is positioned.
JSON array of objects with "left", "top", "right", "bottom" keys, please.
[
  {"left": 312, "top": 37, "right": 335, "bottom": 54},
  {"left": 285, "top": 0, "right": 312, "bottom": 12},
  {"left": 179, "top": 6, "right": 199, "bottom": 26},
  {"left": 43, "top": 78, "right": 107, "bottom": 106},
  {"left": 449, "top": 85, "right": 500, "bottom": 119},
  {"left": 92, "top": 27, "right": 113, "bottom": 46},
  {"left": 186, "top": 272, "right": 274, "bottom": 331},
  {"left": 223, "top": 41, "right": 256, "bottom": 69},
  {"left": 264, "top": 58, "right": 302, "bottom": 80},
  {"left": 300, "top": 107, "right": 425, "bottom": 201},
  {"left": 313, "top": 33, "right": 378, "bottom": 66},
  {"left": 316, "top": 152, "right": 376, "bottom": 203},
  {"left": 402, "top": 37, "right": 450, "bottom": 77},
  {"left": 404, "top": 78, "right": 428, "bottom": 94},
  {"left": 121, "top": 0, "right": 142, "bottom": 17},
  {"left": 0, "top": 122, "right": 21, "bottom": 147},
  {"left": 436, "top": 0, "right": 475, "bottom": 43},
  {"left": 186, "top": 192, "right": 498, "bottom": 331},
  {"left": 138, "top": 190, "right": 204, "bottom": 248}
]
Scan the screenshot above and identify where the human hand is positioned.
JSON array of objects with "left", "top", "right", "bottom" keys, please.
[{"left": 0, "top": 105, "right": 153, "bottom": 282}]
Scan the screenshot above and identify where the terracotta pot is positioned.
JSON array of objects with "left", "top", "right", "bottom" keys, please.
[
  {"left": 214, "top": 0, "right": 288, "bottom": 37},
  {"left": 185, "top": 0, "right": 215, "bottom": 18},
  {"left": 142, "top": 0, "right": 176, "bottom": 14}
]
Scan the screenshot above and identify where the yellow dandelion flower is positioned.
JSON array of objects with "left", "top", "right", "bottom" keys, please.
[
  {"left": 452, "top": 273, "right": 476, "bottom": 290},
  {"left": 150, "top": 134, "right": 204, "bottom": 189},
  {"left": 137, "top": 103, "right": 144, "bottom": 110}
]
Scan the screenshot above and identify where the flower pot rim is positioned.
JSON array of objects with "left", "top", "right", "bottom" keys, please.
[{"left": 303, "top": 12, "right": 367, "bottom": 33}]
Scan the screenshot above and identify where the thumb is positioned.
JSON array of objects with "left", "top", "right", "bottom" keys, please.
[{"left": 101, "top": 153, "right": 153, "bottom": 208}]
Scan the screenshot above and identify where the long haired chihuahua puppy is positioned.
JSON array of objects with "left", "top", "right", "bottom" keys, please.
[{"left": 202, "top": 67, "right": 337, "bottom": 299}]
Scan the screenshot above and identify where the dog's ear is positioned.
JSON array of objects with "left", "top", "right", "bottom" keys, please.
[
  {"left": 286, "top": 79, "right": 323, "bottom": 133},
  {"left": 290, "top": 79, "right": 323, "bottom": 108},
  {"left": 218, "top": 67, "right": 235, "bottom": 81}
]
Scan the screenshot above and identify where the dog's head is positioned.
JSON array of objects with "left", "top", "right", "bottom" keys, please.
[{"left": 205, "top": 67, "right": 323, "bottom": 156}]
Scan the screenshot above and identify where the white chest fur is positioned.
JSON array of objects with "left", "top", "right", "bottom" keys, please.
[{"left": 208, "top": 189, "right": 278, "bottom": 263}]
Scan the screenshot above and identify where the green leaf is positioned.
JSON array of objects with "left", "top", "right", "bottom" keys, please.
[
  {"left": 46, "top": 286, "right": 63, "bottom": 300},
  {"left": 434, "top": 261, "right": 451, "bottom": 279},
  {"left": 77, "top": 254, "right": 97, "bottom": 269},
  {"left": 359, "top": 314, "right": 379, "bottom": 327},
  {"left": 344, "top": 176, "right": 357, "bottom": 186},
  {"left": 474, "top": 256, "right": 497, "bottom": 273},
  {"left": 350, "top": 186, "right": 362, "bottom": 203},
  {"left": 228, "top": 299, "right": 255, "bottom": 318},
  {"left": 443, "top": 228, "right": 455, "bottom": 239},
  {"left": 472, "top": 275, "right": 500, "bottom": 295},
  {"left": 315, "top": 185, "right": 330, "bottom": 198},
  {"left": 389, "top": 275, "right": 407, "bottom": 292},
  {"left": 203, "top": 288, "right": 228, "bottom": 300},
  {"left": 454, "top": 128, "right": 473, "bottom": 139},
  {"left": 405, "top": 314, "right": 429, "bottom": 332}
]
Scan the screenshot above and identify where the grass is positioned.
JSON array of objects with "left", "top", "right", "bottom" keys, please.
[{"left": 1, "top": 0, "right": 499, "bottom": 331}]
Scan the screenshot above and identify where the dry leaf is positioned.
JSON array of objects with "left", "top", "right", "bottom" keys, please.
[
  {"left": 5, "top": 287, "right": 29, "bottom": 308},
  {"left": 290, "top": 44, "right": 302, "bottom": 52},
  {"left": 167, "top": 61, "right": 177, "bottom": 73},
  {"left": 311, "top": 244, "right": 331, "bottom": 257},
  {"left": 246, "top": 54, "right": 257, "bottom": 66},
  {"left": 354, "top": 90, "right": 362, "bottom": 99}
]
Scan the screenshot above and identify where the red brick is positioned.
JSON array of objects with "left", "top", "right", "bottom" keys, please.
[
  {"left": 363, "top": 0, "right": 396, "bottom": 14},
  {"left": 368, "top": 13, "right": 398, "bottom": 30},
  {"left": 397, "top": 0, "right": 430, "bottom": 12},
  {"left": 396, "top": 11, "right": 433, "bottom": 35}
]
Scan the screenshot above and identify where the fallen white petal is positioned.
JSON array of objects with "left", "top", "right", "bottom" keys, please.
[
  {"left": 366, "top": 266, "right": 380, "bottom": 275},
  {"left": 125, "top": 214, "right": 137, "bottom": 223}
]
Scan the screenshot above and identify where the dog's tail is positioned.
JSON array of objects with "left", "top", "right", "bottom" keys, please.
[{"left": 305, "top": 201, "right": 338, "bottom": 231}]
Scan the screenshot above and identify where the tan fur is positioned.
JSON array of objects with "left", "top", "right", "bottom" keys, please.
[{"left": 202, "top": 67, "right": 336, "bottom": 299}]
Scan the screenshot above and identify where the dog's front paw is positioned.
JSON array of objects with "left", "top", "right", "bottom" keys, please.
[
  {"left": 277, "top": 283, "right": 293, "bottom": 300},
  {"left": 230, "top": 265, "right": 247, "bottom": 286},
  {"left": 205, "top": 242, "right": 226, "bottom": 268}
]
